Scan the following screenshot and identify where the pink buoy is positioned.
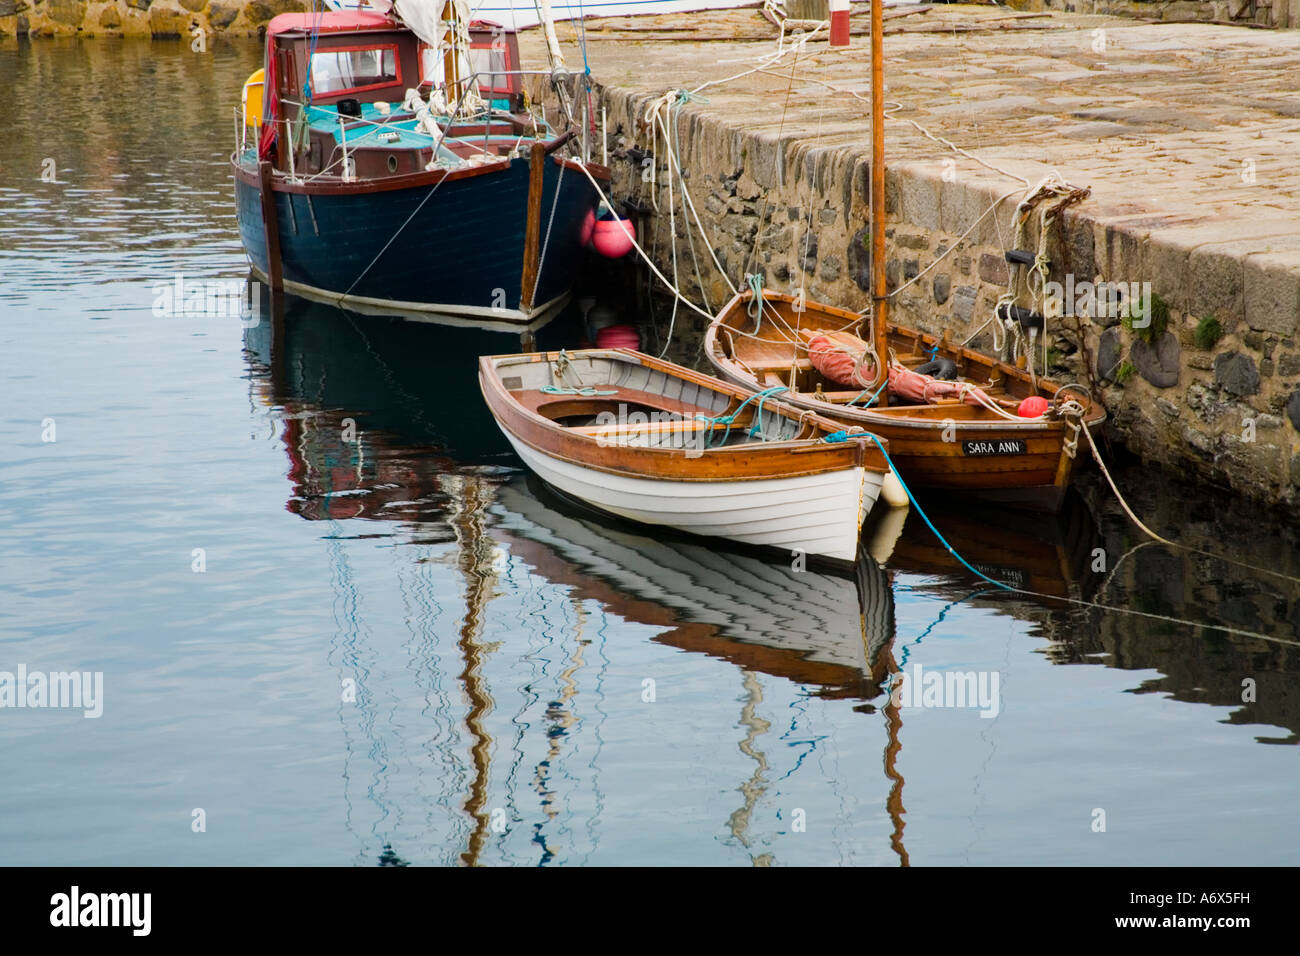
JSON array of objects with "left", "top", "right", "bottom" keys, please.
[
  {"left": 1018, "top": 395, "right": 1050, "bottom": 418},
  {"left": 595, "top": 323, "right": 640, "bottom": 350},
  {"left": 579, "top": 207, "right": 597, "bottom": 246},
  {"left": 592, "top": 215, "right": 635, "bottom": 259}
]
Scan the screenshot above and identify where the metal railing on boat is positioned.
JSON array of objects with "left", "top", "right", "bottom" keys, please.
[{"left": 236, "top": 69, "right": 580, "bottom": 184}]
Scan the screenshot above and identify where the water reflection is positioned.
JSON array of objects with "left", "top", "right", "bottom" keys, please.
[
  {"left": 244, "top": 291, "right": 914, "bottom": 863},
  {"left": 242, "top": 287, "right": 1299, "bottom": 863},
  {"left": 1071, "top": 477, "right": 1300, "bottom": 745},
  {"left": 891, "top": 475, "right": 1300, "bottom": 746}
]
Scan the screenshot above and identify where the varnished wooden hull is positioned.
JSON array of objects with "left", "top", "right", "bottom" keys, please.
[
  {"left": 479, "top": 348, "right": 892, "bottom": 563},
  {"left": 704, "top": 291, "right": 1106, "bottom": 512}
]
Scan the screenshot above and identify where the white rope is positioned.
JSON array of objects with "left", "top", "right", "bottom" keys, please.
[
  {"left": 1082, "top": 424, "right": 1300, "bottom": 587},
  {"left": 689, "top": 20, "right": 827, "bottom": 98},
  {"left": 572, "top": 161, "right": 715, "bottom": 322},
  {"left": 880, "top": 186, "right": 1022, "bottom": 304},
  {"left": 644, "top": 92, "right": 737, "bottom": 297}
]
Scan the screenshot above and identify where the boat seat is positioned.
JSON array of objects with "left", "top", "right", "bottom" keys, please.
[
  {"left": 736, "top": 356, "right": 813, "bottom": 373},
  {"left": 513, "top": 384, "right": 717, "bottom": 421}
]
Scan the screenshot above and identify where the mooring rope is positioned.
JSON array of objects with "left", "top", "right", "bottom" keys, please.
[
  {"left": 858, "top": 433, "right": 1300, "bottom": 649},
  {"left": 1081, "top": 424, "right": 1300, "bottom": 587},
  {"left": 572, "top": 161, "right": 716, "bottom": 321}
]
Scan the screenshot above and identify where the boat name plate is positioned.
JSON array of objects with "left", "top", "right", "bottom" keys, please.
[{"left": 960, "top": 439, "right": 1027, "bottom": 457}]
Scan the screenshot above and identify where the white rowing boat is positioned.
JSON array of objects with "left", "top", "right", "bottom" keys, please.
[{"left": 479, "top": 348, "right": 899, "bottom": 564}]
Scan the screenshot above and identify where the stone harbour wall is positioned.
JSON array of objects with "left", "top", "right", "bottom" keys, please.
[
  {"left": 584, "top": 83, "right": 1300, "bottom": 512},
  {"left": 1005, "top": 0, "right": 1300, "bottom": 30},
  {"left": 0, "top": 0, "right": 304, "bottom": 37}
]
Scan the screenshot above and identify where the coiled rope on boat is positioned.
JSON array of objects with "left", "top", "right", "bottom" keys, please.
[{"left": 693, "top": 385, "right": 789, "bottom": 448}]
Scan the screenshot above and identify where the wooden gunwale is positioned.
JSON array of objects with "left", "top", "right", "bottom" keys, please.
[{"left": 231, "top": 151, "right": 609, "bottom": 196}]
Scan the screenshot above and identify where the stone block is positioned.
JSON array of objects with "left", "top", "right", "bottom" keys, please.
[
  {"left": 933, "top": 274, "right": 951, "bottom": 305},
  {"left": 47, "top": 0, "right": 86, "bottom": 25},
  {"left": 1097, "top": 327, "right": 1123, "bottom": 382},
  {"left": 952, "top": 285, "right": 978, "bottom": 323},
  {"left": 978, "top": 252, "right": 1008, "bottom": 286},
  {"left": 1214, "top": 351, "right": 1261, "bottom": 397},
  {"left": 247, "top": 0, "right": 306, "bottom": 19},
  {"left": 745, "top": 132, "right": 784, "bottom": 191},
  {"left": 1133, "top": 331, "right": 1180, "bottom": 388},
  {"left": 1188, "top": 241, "right": 1246, "bottom": 331},
  {"left": 149, "top": 0, "right": 189, "bottom": 35},
  {"left": 846, "top": 227, "right": 871, "bottom": 293},
  {"left": 1243, "top": 249, "right": 1300, "bottom": 338},
  {"left": 894, "top": 163, "right": 942, "bottom": 231}
]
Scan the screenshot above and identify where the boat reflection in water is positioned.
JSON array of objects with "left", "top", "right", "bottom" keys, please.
[
  {"left": 243, "top": 291, "right": 918, "bottom": 863},
  {"left": 243, "top": 290, "right": 1300, "bottom": 864},
  {"left": 492, "top": 476, "right": 911, "bottom": 863}
]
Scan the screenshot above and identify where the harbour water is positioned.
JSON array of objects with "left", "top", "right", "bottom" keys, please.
[{"left": 1, "top": 38, "right": 1297, "bottom": 866}]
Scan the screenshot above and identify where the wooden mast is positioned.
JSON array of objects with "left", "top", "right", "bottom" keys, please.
[
  {"left": 442, "top": 1, "right": 460, "bottom": 99},
  {"left": 870, "top": 0, "right": 889, "bottom": 405}
]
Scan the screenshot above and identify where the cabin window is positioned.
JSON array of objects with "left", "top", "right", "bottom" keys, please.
[
  {"left": 469, "top": 45, "right": 512, "bottom": 96},
  {"left": 309, "top": 45, "right": 400, "bottom": 97},
  {"left": 418, "top": 42, "right": 514, "bottom": 97}
]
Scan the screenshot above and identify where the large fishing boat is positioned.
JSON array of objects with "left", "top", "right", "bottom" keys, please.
[{"left": 233, "top": 1, "right": 609, "bottom": 326}]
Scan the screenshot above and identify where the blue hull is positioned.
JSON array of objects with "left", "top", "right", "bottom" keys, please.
[{"left": 235, "top": 156, "right": 601, "bottom": 321}]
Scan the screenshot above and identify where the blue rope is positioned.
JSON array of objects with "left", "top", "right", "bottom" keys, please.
[
  {"left": 857, "top": 433, "right": 1014, "bottom": 592},
  {"left": 540, "top": 385, "right": 616, "bottom": 396},
  {"left": 304, "top": 0, "right": 326, "bottom": 104},
  {"left": 695, "top": 385, "right": 787, "bottom": 449},
  {"left": 575, "top": 0, "right": 592, "bottom": 76},
  {"left": 745, "top": 273, "right": 765, "bottom": 331},
  {"left": 845, "top": 375, "right": 890, "bottom": 408}
]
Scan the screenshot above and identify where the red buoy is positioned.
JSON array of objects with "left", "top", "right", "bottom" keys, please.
[
  {"left": 592, "top": 216, "right": 635, "bottom": 259},
  {"left": 595, "top": 324, "right": 640, "bottom": 350},
  {"left": 1017, "top": 395, "right": 1050, "bottom": 418}
]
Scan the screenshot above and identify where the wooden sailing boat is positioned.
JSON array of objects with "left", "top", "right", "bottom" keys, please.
[
  {"left": 704, "top": 0, "right": 1104, "bottom": 512},
  {"left": 233, "top": 1, "right": 609, "bottom": 325},
  {"left": 480, "top": 348, "right": 898, "bottom": 563}
]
